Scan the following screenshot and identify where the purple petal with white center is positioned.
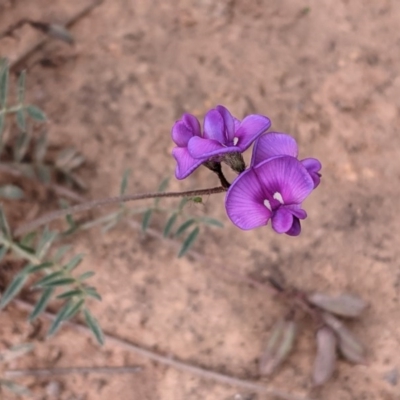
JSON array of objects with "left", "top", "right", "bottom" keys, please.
[
  {"left": 234, "top": 115, "right": 271, "bottom": 152},
  {"left": 225, "top": 168, "right": 272, "bottom": 230},
  {"left": 188, "top": 136, "right": 239, "bottom": 159},
  {"left": 271, "top": 208, "right": 294, "bottom": 233},
  {"left": 234, "top": 118, "right": 241, "bottom": 131},
  {"left": 171, "top": 114, "right": 201, "bottom": 147},
  {"left": 301, "top": 157, "right": 322, "bottom": 188},
  {"left": 251, "top": 132, "right": 298, "bottom": 166},
  {"left": 255, "top": 156, "right": 314, "bottom": 204},
  {"left": 216, "top": 105, "right": 235, "bottom": 142},
  {"left": 285, "top": 217, "right": 301, "bottom": 236},
  {"left": 172, "top": 147, "right": 206, "bottom": 180},
  {"left": 203, "top": 109, "right": 226, "bottom": 143}
]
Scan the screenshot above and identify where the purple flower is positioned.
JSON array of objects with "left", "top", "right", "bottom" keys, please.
[
  {"left": 171, "top": 113, "right": 207, "bottom": 180},
  {"left": 188, "top": 105, "right": 271, "bottom": 160},
  {"left": 251, "top": 132, "right": 322, "bottom": 188},
  {"left": 225, "top": 156, "right": 314, "bottom": 235}
]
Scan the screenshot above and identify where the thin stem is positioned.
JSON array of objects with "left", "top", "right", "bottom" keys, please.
[{"left": 14, "top": 186, "right": 227, "bottom": 236}]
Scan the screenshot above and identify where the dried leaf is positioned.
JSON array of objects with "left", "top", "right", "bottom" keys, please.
[
  {"left": 322, "top": 312, "right": 366, "bottom": 364},
  {"left": 313, "top": 327, "right": 337, "bottom": 386},
  {"left": 259, "top": 319, "right": 285, "bottom": 375},
  {"left": 308, "top": 292, "right": 367, "bottom": 318}
]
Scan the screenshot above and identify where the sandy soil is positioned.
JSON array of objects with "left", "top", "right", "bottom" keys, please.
[{"left": 1, "top": 0, "right": 400, "bottom": 399}]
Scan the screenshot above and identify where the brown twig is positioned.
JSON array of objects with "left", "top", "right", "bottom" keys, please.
[
  {"left": 4, "top": 365, "right": 141, "bottom": 378},
  {"left": 13, "top": 300, "right": 314, "bottom": 400},
  {"left": 14, "top": 186, "right": 227, "bottom": 236}
]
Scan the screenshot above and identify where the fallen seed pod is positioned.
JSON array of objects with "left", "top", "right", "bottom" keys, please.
[
  {"left": 313, "top": 326, "right": 337, "bottom": 386},
  {"left": 308, "top": 292, "right": 367, "bottom": 318},
  {"left": 259, "top": 319, "right": 297, "bottom": 376},
  {"left": 322, "top": 312, "right": 365, "bottom": 364}
]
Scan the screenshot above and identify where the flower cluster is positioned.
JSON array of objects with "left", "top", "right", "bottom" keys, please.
[{"left": 171, "top": 106, "right": 321, "bottom": 236}]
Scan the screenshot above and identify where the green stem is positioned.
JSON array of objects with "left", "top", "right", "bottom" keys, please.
[{"left": 15, "top": 186, "right": 227, "bottom": 236}]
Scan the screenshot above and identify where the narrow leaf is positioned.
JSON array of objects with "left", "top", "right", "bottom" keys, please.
[
  {"left": 0, "top": 245, "right": 8, "bottom": 261},
  {"left": 20, "top": 231, "right": 36, "bottom": 247},
  {"left": 0, "top": 205, "right": 11, "bottom": 237},
  {"left": 63, "top": 298, "right": 84, "bottom": 320},
  {"left": 84, "top": 308, "right": 104, "bottom": 345},
  {"left": 25, "top": 261, "right": 53, "bottom": 274},
  {"left": 26, "top": 105, "right": 46, "bottom": 121},
  {"left": 53, "top": 245, "right": 71, "bottom": 263},
  {"left": 34, "top": 271, "right": 63, "bottom": 287},
  {"left": 163, "top": 212, "right": 178, "bottom": 237},
  {"left": 40, "top": 277, "right": 76, "bottom": 287},
  {"left": 174, "top": 218, "right": 196, "bottom": 238},
  {"left": 141, "top": 209, "right": 152, "bottom": 232},
  {"left": 47, "top": 300, "right": 73, "bottom": 336},
  {"left": 120, "top": 168, "right": 130, "bottom": 195},
  {"left": 200, "top": 216, "right": 224, "bottom": 228},
  {"left": 0, "top": 273, "right": 27, "bottom": 309},
  {"left": 178, "top": 226, "right": 200, "bottom": 258},
  {"left": 85, "top": 287, "right": 102, "bottom": 301},
  {"left": 0, "top": 380, "right": 30, "bottom": 396},
  {"left": 29, "top": 287, "right": 54, "bottom": 321},
  {"left": 57, "top": 289, "right": 82, "bottom": 299},
  {"left": 0, "top": 113, "right": 4, "bottom": 139},
  {"left": 47, "top": 24, "right": 74, "bottom": 45},
  {"left": 0, "top": 184, "right": 24, "bottom": 199},
  {"left": 14, "top": 130, "right": 31, "bottom": 162},
  {"left": 155, "top": 177, "right": 169, "bottom": 206},
  {"left": 63, "top": 254, "right": 84, "bottom": 272},
  {"left": 77, "top": 271, "right": 95, "bottom": 281},
  {"left": 36, "top": 164, "right": 51, "bottom": 183},
  {"left": 34, "top": 131, "right": 48, "bottom": 162},
  {"left": 36, "top": 228, "right": 57, "bottom": 258},
  {"left": 17, "top": 70, "right": 26, "bottom": 103},
  {"left": 0, "top": 58, "right": 9, "bottom": 108},
  {"left": 178, "top": 197, "right": 190, "bottom": 210},
  {"left": 16, "top": 108, "right": 26, "bottom": 131}
]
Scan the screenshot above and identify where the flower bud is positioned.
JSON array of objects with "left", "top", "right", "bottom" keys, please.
[
  {"left": 308, "top": 293, "right": 367, "bottom": 318},
  {"left": 259, "top": 319, "right": 297, "bottom": 376},
  {"left": 313, "top": 327, "right": 337, "bottom": 386}
]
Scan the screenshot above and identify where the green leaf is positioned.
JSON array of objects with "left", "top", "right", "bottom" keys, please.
[
  {"left": 120, "top": 168, "right": 131, "bottom": 195},
  {"left": 20, "top": 231, "right": 36, "bottom": 247},
  {"left": 0, "top": 380, "right": 30, "bottom": 396},
  {"left": 63, "top": 254, "right": 84, "bottom": 272},
  {"left": 0, "top": 184, "right": 24, "bottom": 200},
  {"left": 47, "top": 300, "right": 77, "bottom": 336},
  {"left": 0, "top": 205, "right": 11, "bottom": 238},
  {"left": 174, "top": 218, "right": 196, "bottom": 238},
  {"left": 16, "top": 108, "right": 26, "bottom": 131},
  {"left": 34, "top": 271, "right": 63, "bottom": 287},
  {"left": 141, "top": 209, "right": 152, "bottom": 232},
  {"left": 200, "top": 217, "right": 224, "bottom": 228},
  {"left": 77, "top": 271, "right": 95, "bottom": 281},
  {"left": 192, "top": 196, "right": 203, "bottom": 203},
  {"left": 84, "top": 308, "right": 104, "bottom": 345},
  {"left": 57, "top": 289, "right": 82, "bottom": 299},
  {"left": 25, "top": 261, "right": 53, "bottom": 274},
  {"left": 53, "top": 245, "right": 71, "bottom": 263},
  {"left": 26, "top": 104, "right": 46, "bottom": 121},
  {"left": 29, "top": 287, "right": 54, "bottom": 321},
  {"left": 155, "top": 177, "right": 169, "bottom": 206},
  {"left": 0, "top": 58, "right": 9, "bottom": 108},
  {"left": 63, "top": 298, "right": 84, "bottom": 320},
  {"left": 0, "top": 245, "right": 8, "bottom": 261},
  {"left": 17, "top": 70, "right": 26, "bottom": 103},
  {"left": 36, "top": 228, "right": 57, "bottom": 258},
  {"left": 0, "top": 273, "right": 27, "bottom": 309},
  {"left": 163, "top": 212, "right": 178, "bottom": 237},
  {"left": 85, "top": 287, "right": 102, "bottom": 301},
  {"left": 0, "top": 112, "right": 4, "bottom": 139},
  {"left": 178, "top": 226, "right": 200, "bottom": 258},
  {"left": 14, "top": 130, "right": 30, "bottom": 161},
  {"left": 40, "top": 277, "right": 76, "bottom": 287},
  {"left": 178, "top": 197, "right": 190, "bottom": 210}
]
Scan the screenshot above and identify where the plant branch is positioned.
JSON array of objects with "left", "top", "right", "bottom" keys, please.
[
  {"left": 13, "top": 300, "right": 314, "bottom": 400},
  {"left": 14, "top": 186, "right": 227, "bottom": 236}
]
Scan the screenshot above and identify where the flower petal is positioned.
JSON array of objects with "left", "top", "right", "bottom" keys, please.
[
  {"left": 204, "top": 109, "right": 226, "bottom": 143},
  {"left": 251, "top": 132, "right": 298, "bottom": 166},
  {"left": 172, "top": 147, "right": 205, "bottom": 179},
  {"left": 285, "top": 217, "right": 301, "bottom": 236},
  {"left": 301, "top": 157, "right": 322, "bottom": 188},
  {"left": 188, "top": 136, "right": 238, "bottom": 159},
  {"left": 225, "top": 168, "right": 271, "bottom": 230},
  {"left": 255, "top": 156, "right": 314, "bottom": 204},
  {"left": 216, "top": 105, "right": 235, "bottom": 141},
  {"left": 235, "top": 115, "right": 271, "bottom": 152},
  {"left": 171, "top": 114, "right": 201, "bottom": 147},
  {"left": 271, "top": 208, "right": 294, "bottom": 233},
  {"left": 285, "top": 205, "right": 307, "bottom": 219}
]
